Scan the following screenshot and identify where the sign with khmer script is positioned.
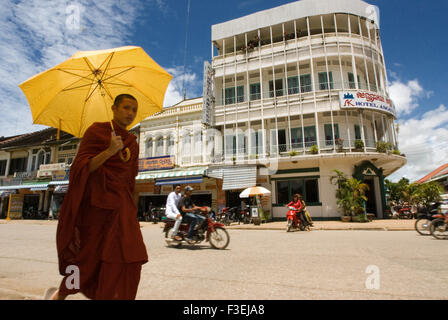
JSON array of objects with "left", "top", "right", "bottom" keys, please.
[{"left": 339, "top": 91, "right": 396, "bottom": 117}]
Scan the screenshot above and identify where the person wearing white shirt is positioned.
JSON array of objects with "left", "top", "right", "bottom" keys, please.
[{"left": 165, "top": 184, "right": 182, "bottom": 241}]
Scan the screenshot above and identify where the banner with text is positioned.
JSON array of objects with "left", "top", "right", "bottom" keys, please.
[
  {"left": 339, "top": 91, "right": 396, "bottom": 117},
  {"left": 139, "top": 156, "right": 174, "bottom": 172}
]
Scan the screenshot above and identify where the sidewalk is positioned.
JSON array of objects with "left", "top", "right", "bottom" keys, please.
[
  {"left": 0, "top": 218, "right": 416, "bottom": 231},
  {"left": 226, "top": 219, "right": 415, "bottom": 231}
]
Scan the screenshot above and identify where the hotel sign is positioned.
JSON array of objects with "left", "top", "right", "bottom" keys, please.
[
  {"left": 139, "top": 156, "right": 174, "bottom": 172},
  {"left": 202, "top": 61, "right": 214, "bottom": 126},
  {"left": 339, "top": 91, "right": 396, "bottom": 117}
]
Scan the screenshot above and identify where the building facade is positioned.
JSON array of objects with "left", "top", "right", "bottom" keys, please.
[{"left": 207, "top": 0, "right": 406, "bottom": 219}]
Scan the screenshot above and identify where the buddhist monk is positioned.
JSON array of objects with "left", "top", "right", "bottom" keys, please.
[{"left": 45, "top": 94, "right": 148, "bottom": 300}]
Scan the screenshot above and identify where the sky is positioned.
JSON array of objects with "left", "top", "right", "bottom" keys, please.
[{"left": 0, "top": 0, "right": 447, "bottom": 182}]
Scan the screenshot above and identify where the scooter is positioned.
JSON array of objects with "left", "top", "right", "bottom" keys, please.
[
  {"left": 286, "top": 207, "right": 308, "bottom": 232},
  {"left": 163, "top": 207, "right": 230, "bottom": 249},
  {"left": 429, "top": 210, "right": 448, "bottom": 240}
]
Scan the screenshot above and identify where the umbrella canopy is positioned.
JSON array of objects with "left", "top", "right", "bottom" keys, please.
[
  {"left": 19, "top": 46, "right": 172, "bottom": 138},
  {"left": 239, "top": 186, "right": 271, "bottom": 198}
]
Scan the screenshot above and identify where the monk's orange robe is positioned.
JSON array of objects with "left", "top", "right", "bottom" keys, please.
[{"left": 56, "top": 121, "right": 148, "bottom": 300}]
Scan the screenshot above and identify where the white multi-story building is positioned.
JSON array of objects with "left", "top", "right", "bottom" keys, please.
[{"left": 137, "top": 0, "right": 406, "bottom": 220}]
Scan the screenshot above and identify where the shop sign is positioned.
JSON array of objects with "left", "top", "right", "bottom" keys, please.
[
  {"left": 339, "top": 91, "right": 396, "bottom": 117},
  {"left": 139, "top": 156, "right": 174, "bottom": 172},
  {"left": 8, "top": 194, "right": 24, "bottom": 219},
  {"left": 38, "top": 163, "right": 66, "bottom": 178},
  {"left": 202, "top": 60, "right": 214, "bottom": 126}
]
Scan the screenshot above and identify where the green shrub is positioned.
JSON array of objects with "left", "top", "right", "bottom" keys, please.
[
  {"left": 310, "top": 145, "right": 319, "bottom": 154},
  {"left": 392, "top": 149, "right": 401, "bottom": 155},
  {"left": 354, "top": 139, "right": 364, "bottom": 150},
  {"left": 376, "top": 141, "right": 393, "bottom": 153}
]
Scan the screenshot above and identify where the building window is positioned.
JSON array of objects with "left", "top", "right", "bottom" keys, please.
[
  {"left": 291, "top": 127, "right": 303, "bottom": 149},
  {"left": 276, "top": 178, "right": 320, "bottom": 204},
  {"left": 8, "top": 157, "right": 27, "bottom": 175},
  {"left": 270, "top": 129, "right": 287, "bottom": 154},
  {"left": 354, "top": 125, "right": 361, "bottom": 140},
  {"left": 237, "top": 133, "right": 247, "bottom": 155},
  {"left": 250, "top": 83, "right": 261, "bottom": 101},
  {"left": 318, "top": 72, "right": 334, "bottom": 90},
  {"left": 269, "top": 79, "right": 283, "bottom": 97},
  {"left": 182, "top": 134, "right": 191, "bottom": 156},
  {"left": 155, "top": 137, "right": 163, "bottom": 156},
  {"left": 223, "top": 86, "right": 244, "bottom": 105},
  {"left": 0, "top": 160, "right": 6, "bottom": 176},
  {"left": 300, "top": 74, "right": 312, "bottom": 93},
  {"left": 324, "top": 124, "right": 340, "bottom": 146},
  {"left": 304, "top": 126, "right": 317, "bottom": 147},
  {"left": 225, "top": 135, "right": 236, "bottom": 157},
  {"left": 167, "top": 136, "right": 175, "bottom": 156},
  {"left": 287, "top": 76, "right": 299, "bottom": 94},
  {"left": 250, "top": 130, "right": 263, "bottom": 155},
  {"left": 194, "top": 132, "right": 202, "bottom": 155},
  {"left": 146, "top": 138, "right": 153, "bottom": 157},
  {"left": 348, "top": 72, "right": 361, "bottom": 90}
]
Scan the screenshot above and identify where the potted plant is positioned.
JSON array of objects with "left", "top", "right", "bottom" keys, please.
[
  {"left": 376, "top": 141, "right": 393, "bottom": 153},
  {"left": 392, "top": 149, "right": 401, "bottom": 155},
  {"left": 336, "top": 138, "right": 344, "bottom": 152},
  {"left": 354, "top": 139, "right": 364, "bottom": 151},
  {"left": 330, "top": 169, "right": 370, "bottom": 222},
  {"left": 310, "top": 144, "right": 318, "bottom": 154},
  {"left": 289, "top": 150, "right": 298, "bottom": 157}
]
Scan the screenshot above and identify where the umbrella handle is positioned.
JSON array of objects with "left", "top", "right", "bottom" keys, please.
[{"left": 111, "top": 129, "right": 131, "bottom": 162}]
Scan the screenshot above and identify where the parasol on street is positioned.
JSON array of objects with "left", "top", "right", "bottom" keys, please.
[
  {"left": 239, "top": 186, "right": 271, "bottom": 198},
  {"left": 19, "top": 46, "right": 172, "bottom": 161}
]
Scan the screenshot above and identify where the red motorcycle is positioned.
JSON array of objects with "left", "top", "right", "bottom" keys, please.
[
  {"left": 286, "top": 207, "right": 308, "bottom": 232},
  {"left": 163, "top": 207, "right": 230, "bottom": 249},
  {"left": 429, "top": 210, "right": 448, "bottom": 240}
]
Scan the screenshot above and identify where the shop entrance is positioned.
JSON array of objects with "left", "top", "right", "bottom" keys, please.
[
  {"left": 225, "top": 190, "right": 244, "bottom": 208},
  {"left": 0, "top": 197, "right": 9, "bottom": 219},
  {"left": 364, "top": 177, "right": 377, "bottom": 216}
]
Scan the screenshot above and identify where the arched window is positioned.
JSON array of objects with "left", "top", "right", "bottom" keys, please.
[
  {"left": 194, "top": 131, "right": 202, "bottom": 155},
  {"left": 167, "top": 135, "right": 175, "bottom": 156},
  {"left": 146, "top": 138, "right": 153, "bottom": 157},
  {"left": 182, "top": 132, "right": 191, "bottom": 156},
  {"left": 155, "top": 137, "right": 164, "bottom": 156}
]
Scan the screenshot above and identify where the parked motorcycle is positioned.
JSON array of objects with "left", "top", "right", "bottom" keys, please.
[
  {"left": 429, "top": 210, "right": 448, "bottom": 240},
  {"left": 163, "top": 207, "right": 230, "bottom": 249},
  {"left": 286, "top": 207, "right": 307, "bottom": 232},
  {"left": 390, "top": 205, "right": 413, "bottom": 219},
  {"left": 149, "top": 207, "right": 165, "bottom": 224}
]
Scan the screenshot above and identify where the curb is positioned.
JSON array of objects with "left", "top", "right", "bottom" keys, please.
[{"left": 226, "top": 226, "right": 414, "bottom": 231}]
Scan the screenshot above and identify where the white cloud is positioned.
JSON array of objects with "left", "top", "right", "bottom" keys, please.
[
  {"left": 388, "top": 104, "right": 448, "bottom": 182},
  {"left": 163, "top": 66, "right": 201, "bottom": 108},
  {"left": 388, "top": 79, "right": 425, "bottom": 116},
  {"left": 0, "top": 0, "right": 159, "bottom": 137}
]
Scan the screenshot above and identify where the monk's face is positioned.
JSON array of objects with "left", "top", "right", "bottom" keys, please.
[{"left": 112, "top": 98, "right": 138, "bottom": 129}]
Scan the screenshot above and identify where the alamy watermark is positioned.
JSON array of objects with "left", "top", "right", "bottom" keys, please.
[
  {"left": 365, "top": 264, "right": 380, "bottom": 290},
  {"left": 66, "top": 3, "right": 82, "bottom": 31},
  {"left": 65, "top": 265, "right": 80, "bottom": 290}
]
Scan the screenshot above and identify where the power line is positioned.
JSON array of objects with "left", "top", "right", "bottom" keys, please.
[{"left": 181, "top": 0, "right": 191, "bottom": 101}]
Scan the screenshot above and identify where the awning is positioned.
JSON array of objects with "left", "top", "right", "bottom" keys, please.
[
  {"left": 30, "top": 186, "right": 49, "bottom": 191},
  {"left": 54, "top": 185, "right": 69, "bottom": 193},
  {"left": 136, "top": 167, "right": 207, "bottom": 180},
  {"left": 49, "top": 180, "right": 69, "bottom": 185},
  {"left": 155, "top": 176, "right": 203, "bottom": 186},
  {"left": 0, "top": 182, "right": 49, "bottom": 190}
]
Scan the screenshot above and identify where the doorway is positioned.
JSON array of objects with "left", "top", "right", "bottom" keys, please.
[{"left": 364, "top": 178, "right": 377, "bottom": 216}]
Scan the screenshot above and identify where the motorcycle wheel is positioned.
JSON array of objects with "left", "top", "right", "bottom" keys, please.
[
  {"left": 299, "top": 223, "right": 306, "bottom": 231},
  {"left": 165, "top": 227, "right": 183, "bottom": 247},
  {"left": 430, "top": 218, "right": 448, "bottom": 240},
  {"left": 286, "top": 220, "right": 292, "bottom": 232},
  {"left": 209, "top": 227, "right": 230, "bottom": 249},
  {"left": 415, "top": 218, "right": 431, "bottom": 236}
]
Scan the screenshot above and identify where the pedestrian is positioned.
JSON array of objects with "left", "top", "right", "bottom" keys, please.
[
  {"left": 44, "top": 94, "right": 148, "bottom": 300},
  {"left": 165, "top": 184, "right": 183, "bottom": 241}
]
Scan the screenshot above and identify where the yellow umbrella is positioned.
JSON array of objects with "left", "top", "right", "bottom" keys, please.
[{"left": 19, "top": 46, "right": 172, "bottom": 139}]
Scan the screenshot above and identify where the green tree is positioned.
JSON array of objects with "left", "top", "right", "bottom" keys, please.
[
  {"left": 413, "top": 181, "right": 443, "bottom": 211},
  {"left": 330, "top": 169, "right": 369, "bottom": 219}
]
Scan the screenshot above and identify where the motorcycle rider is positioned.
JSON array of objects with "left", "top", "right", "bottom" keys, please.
[
  {"left": 178, "top": 186, "right": 206, "bottom": 242},
  {"left": 285, "top": 194, "right": 303, "bottom": 226},
  {"left": 298, "top": 194, "right": 314, "bottom": 227},
  {"left": 165, "top": 184, "right": 183, "bottom": 241}
]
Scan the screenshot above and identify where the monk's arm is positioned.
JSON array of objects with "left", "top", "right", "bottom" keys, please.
[
  {"left": 88, "top": 149, "right": 115, "bottom": 173},
  {"left": 88, "top": 133, "right": 123, "bottom": 173}
]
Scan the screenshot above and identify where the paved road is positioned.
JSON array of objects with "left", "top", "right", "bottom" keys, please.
[{"left": 0, "top": 222, "right": 447, "bottom": 300}]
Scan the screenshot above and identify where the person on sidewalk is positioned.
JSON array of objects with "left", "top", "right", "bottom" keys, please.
[
  {"left": 178, "top": 186, "right": 205, "bottom": 242},
  {"left": 45, "top": 94, "right": 148, "bottom": 300},
  {"left": 165, "top": 184, "right": 183, "bottom": 241}
]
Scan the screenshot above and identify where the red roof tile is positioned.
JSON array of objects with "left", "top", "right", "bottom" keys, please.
[{"left": 417, "top": 163, "right": 448, "bottom": 183}]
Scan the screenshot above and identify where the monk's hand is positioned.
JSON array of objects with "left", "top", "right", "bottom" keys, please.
[{"left": 107, "top": 133, "right": 124, "bottom": 155}]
